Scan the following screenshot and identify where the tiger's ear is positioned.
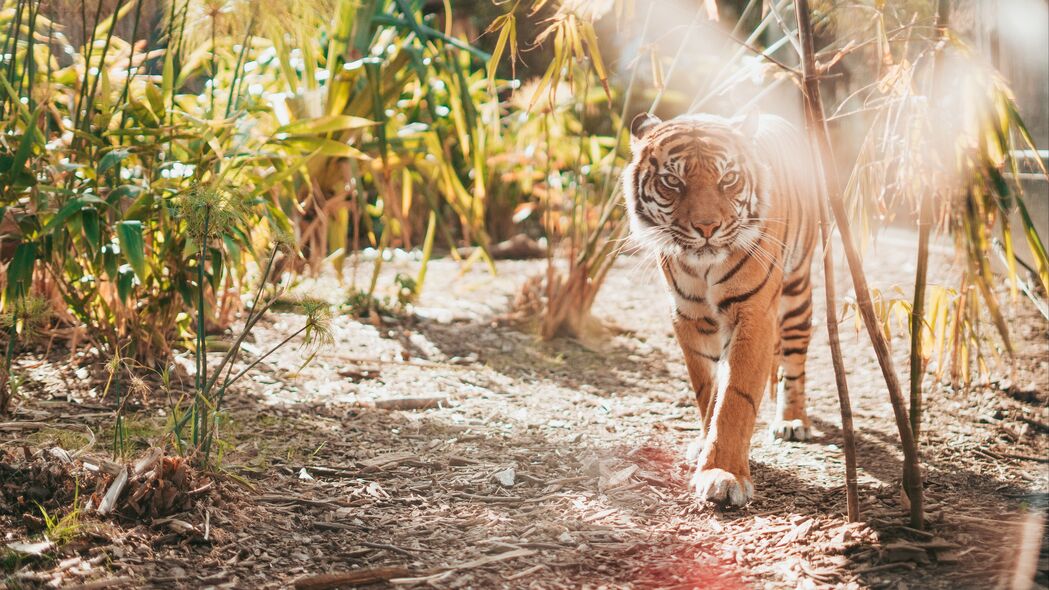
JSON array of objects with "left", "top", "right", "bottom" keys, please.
[
  {"left": 630, "top": 112, "right": 661, "bottom": 143},
  {"left": 730, "top": 111, "right": 760, "bottom": 138}
]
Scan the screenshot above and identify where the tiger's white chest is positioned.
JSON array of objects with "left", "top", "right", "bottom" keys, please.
[{"left": 663, "top": 256, "right": 732, "bottom": 322}]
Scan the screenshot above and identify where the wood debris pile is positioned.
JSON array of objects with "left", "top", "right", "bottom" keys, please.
[{"left": 0, "top": 448, "right": 81, "bottom": 521}]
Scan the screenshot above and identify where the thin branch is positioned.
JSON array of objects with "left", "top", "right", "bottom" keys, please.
[
  {"left": 225, "top": 325, "right": 308, "bottom": 387},
  {"left": 724, "top": 35, "right": 802, "bottom": 78},
  {"left": 795, "top": 0, "right": 924, "bottom": 529}
]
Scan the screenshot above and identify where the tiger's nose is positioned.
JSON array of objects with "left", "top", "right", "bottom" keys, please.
[{"left": 693, "top": 221, "right": 721, "bottom": 239}]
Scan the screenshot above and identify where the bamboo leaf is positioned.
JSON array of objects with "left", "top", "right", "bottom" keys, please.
[
  {"left": 1016, "top": 197, "right": 1049, "bottom": 293},
  {"left": 82, "top": 207, "right": 100, "bottom": 250},
  {"left": 117, "top": 267, "right": 135, "bottom": 302},
  {"left": 276, "top": 115, "right": 376, "bottom": 136},
  {"left": 41, "top": 196, "right": 105, "bottom": 233},
  {"left": 1006, "top": 101, "right": 1049, "bottom": 177},
  {"left": 278, "top": 137, "right": 371, "bottom": 160},
  {"left": 97, "top": 149, "right": 130, "bottom": 177},
  {"left": 108, "top": 184, "right": 144, "bottom": 205},
  {"left": 5, "top": 242, "right": 37, "bottom": 300},
  {"left": 116, "top": 220, "right": 148, "bottom": 280},
  {"left": 1000, "top": 216, "right": 1018, "bottom": 300},
  {"left": 970, "top": 264, "right": 1013, "bottom": 356},
  {"left": 487, "top": 16, "right": 513, "bottom": 90},
  {"left": 579, "top": 21, "right": 611, "bottom": 102}
]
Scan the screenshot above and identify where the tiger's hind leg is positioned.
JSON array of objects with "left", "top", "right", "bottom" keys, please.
[{"left": 770, "top": 271, "right": 813, "bottom": 442}]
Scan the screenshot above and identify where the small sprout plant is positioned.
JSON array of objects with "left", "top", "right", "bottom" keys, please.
[
  {"left": 101, "top": 353, "right": 154, "bottom": 458},
  {"left": 0, "top": 296, "right": 51, "bottom": 416},
  {"left": 170, "top": 199, "right": 333, "bottom": 465},
  {"left": 36, "top": 481, "right": 82, "bottom": 547},
  {"left": 342, "top": 272, "right": 419, "bottom": 319}
]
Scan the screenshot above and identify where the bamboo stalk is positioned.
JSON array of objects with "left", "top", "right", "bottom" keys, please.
[
  {"left": 794, "top": 0, "right": 924, "bottom": 528},
  {"left": 911, "top": 0, "right": 951, "bottom": 448},
  {"left": 816, "top": 176, "right": 860, "bottom": 522},
  {"left": 910, "top": 198, "right": 931, "bottom": 443}
]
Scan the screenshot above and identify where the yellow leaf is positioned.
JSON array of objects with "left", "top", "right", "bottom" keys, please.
[
  {"left": 580, "top": 21, "right": 611, "bottom": 102},
  {"left": 487, "top": 17, "right": 513, "bottom": 90}
]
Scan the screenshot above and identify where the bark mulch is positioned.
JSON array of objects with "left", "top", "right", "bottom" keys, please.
[{"left": 2, "top": 231, "right": 1047, "bottom": 589}]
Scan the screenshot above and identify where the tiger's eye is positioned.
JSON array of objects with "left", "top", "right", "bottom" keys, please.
[
  {"left": 719, "top": 171, "right": 739, "bottom": 189},
  {"left": 661, "top": 173, "right": 683, "bottom": 191}
]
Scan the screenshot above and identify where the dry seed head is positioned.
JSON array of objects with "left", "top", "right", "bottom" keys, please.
[
  {"left": 128, "top": 375, "right": 151, "bottom": 398},
  {"left": 106, "top": 355, "right": 122, "bottom": 376},
  {"left": 178, "top": 185, "right": 249, "bottom": 241},
  {"left": 298, "top": 298, "right": 335, "bottom": 351},
  {"left": 0, "top": 296, "right": 52, "bottom": 332},
  {"left": 271, "top": 228, "right": 297, "bottom": 253}
]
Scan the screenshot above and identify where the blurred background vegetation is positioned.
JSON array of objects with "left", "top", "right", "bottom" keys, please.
[{"left": 0, "top": 0, "right": 1045, "bottom": 405}]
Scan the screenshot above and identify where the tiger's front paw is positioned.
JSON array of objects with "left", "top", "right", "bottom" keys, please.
[
  {"left": 769, "top": 419, "right": 811, "bottom": 442},
  {"left": 691, "top": 467, "right": 754, "bottom": 506}
]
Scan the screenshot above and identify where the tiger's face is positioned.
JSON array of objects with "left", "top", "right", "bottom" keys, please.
[{"left": 623, "top": 113, "right": 767, "bottom": 265}]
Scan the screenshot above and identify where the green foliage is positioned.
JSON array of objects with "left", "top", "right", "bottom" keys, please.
[
  {"left": 1, "top": 0, "right": 1040, "bottom": 392},
  {"left": 393, "top": 273, "right": 418, "bottom": 307},
  {"left": 342, "top": 270, "right": 419, "bottom": 318},
  {"left": 25, "top": 427, "right": 92, "bottom": 452},
  {"left": 37, "top": 482, "right": 82, "bottom": 546},
  {"left": 0, "top": 0, "right": 530, "bottom": 362}
]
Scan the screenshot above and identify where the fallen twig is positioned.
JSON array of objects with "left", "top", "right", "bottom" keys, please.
[
  {"left": 293, "top": 567, "right": 417, "bottom": 590},
  {"left": 333, "top": 355, "right": 479, "bottom": 372},
  {"left": 355, "top": 396, "right": 450, "bottom": 410},
  {"left": 97, "top": 467, "right": 129, "bottom": 516},
  {"left": 505, "top": 564, "right": 547, "bottom": 581},
  {"left": 1000, "top": 452, "right": 1049, "bottom": 464},
  {"left": 360, "top": 541, "right": 424, "bottom": 557},
  {"left": 64, "top": 577, "right": 136, "bottom": 590},
  {"left": 854, "top": 562, "right": 918, "bottom": 574},
  {"left": 0, "top": 421, "right": 54, "bottom": 431},
  {"left": 390, "top": 548, "right": 538, "bottom": 584},
  {"left": 453, "top": 492, "right": 524, "bottom": 504},
  {"left": 257, "top": 494, "right": 345, "bottom": 507}
]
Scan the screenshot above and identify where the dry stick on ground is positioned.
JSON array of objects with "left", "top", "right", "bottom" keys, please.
[
  {"left": 292, "top": 567, "right": 416, "bottom": 590},
  {"left": 793, "top": 0, "right": 924, "bottom": 528}
]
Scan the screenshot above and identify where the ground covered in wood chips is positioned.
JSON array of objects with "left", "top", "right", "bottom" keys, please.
[{"left": 2, "top": 228, "right": 1048, "bottom": 589}]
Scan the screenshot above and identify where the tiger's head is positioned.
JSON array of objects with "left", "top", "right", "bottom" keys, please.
[{"left": 622, "top": 112, "right": 768, "bottom": 265}]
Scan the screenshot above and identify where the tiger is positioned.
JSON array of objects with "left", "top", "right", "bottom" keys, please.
[{"left": 623, "top": 112, "right": 819, "bottom": 506}]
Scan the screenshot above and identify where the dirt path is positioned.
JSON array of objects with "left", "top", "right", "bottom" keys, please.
[{"left": 3, "top": 228, "right": 1047, "bottom": 589}]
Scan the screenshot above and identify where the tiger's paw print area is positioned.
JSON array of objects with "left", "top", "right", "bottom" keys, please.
[
  {"left": 769, "top": 419, "right": 812, "bottom": 442},
  {"left": 691, "top": 467, "right": 754, "bottom": 507}
]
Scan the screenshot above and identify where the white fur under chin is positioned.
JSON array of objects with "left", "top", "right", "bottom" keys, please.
[{"left": 681, "top": 249, "right": 729, "bottom": 267}]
